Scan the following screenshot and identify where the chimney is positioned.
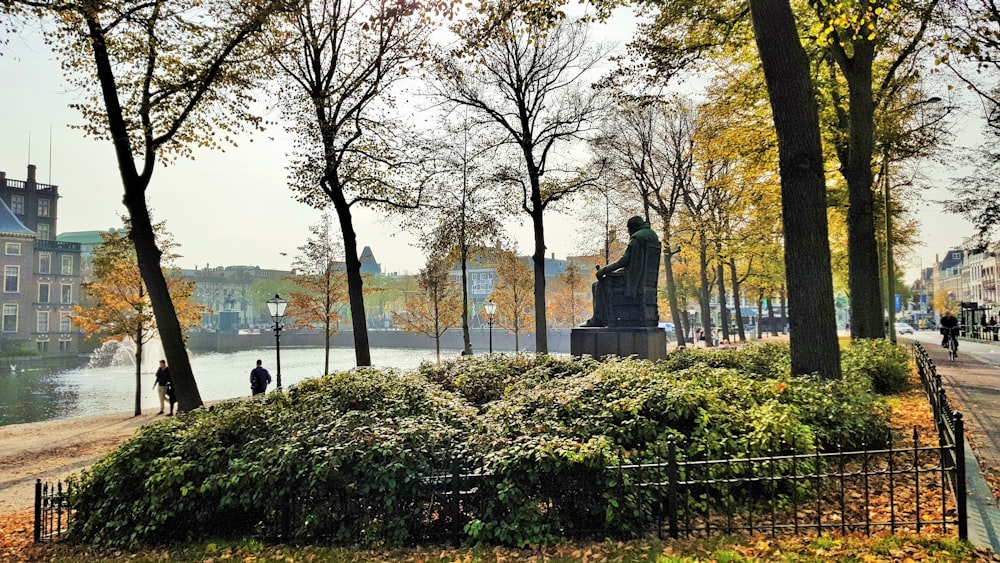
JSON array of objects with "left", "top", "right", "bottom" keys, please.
[
  {"left": 0, "top": 171, "right": 5, "bottom": 188},
  {"left": 27, "top": 164, "right": 36, "bottom": 184},
  {"left": 551, "top": 252, "right": 555, "bottom": 260}
]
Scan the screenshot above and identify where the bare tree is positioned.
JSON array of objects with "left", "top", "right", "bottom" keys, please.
[
  {"left": 434, "top": 16, "right": 610, "bottom": 353},
  {"left": 267, "top": 0, "right": 445, "bottom": 366},
  {"left": 288, "top": 212, "right": 346, "bottom": 376},
  {"left": 405, "top": 114, "right": 508, "bottom": 355}
]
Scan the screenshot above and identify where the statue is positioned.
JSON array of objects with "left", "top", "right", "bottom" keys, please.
[{"left": 582, "top": 216, "right": 661, "bottom": 328}]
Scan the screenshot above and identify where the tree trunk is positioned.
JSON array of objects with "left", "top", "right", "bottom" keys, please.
[
  {"left": 698, "top": 232, "right": 713, "bottom": 347},
  {"left": 134, "top": 323, "right": 142, "bottom": 417},
  {"left": 127, "top": 199, "right": 203, "bottom": 409},
  {"left": 461, "top": 246, "right": 472, "bottom": 355},
  {"left": 729, "top": 259, "right": 746, "bottom": 342},
  {"left": 840, "top": 49, "right": 885, "bottom": 340},
  {"left": 716, "top": 253, "right": 729, "bottom": 342},
  {"left": 530, "top": 207, "right": 548, "bottom": 354},
  {"left": 662, "top": 237, "right": 686, "bottom": 347},
  {"left": 750, "top": 0, "right": 841, "bottom": 378},
  {"left": 86, "top": 10, "right": 202, "bottom": 411},
  {"left": 326, "top": 177, "right": 371, "bottom": 366}
]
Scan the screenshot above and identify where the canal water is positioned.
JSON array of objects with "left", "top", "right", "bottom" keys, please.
[{"left": 0, "top": 346, "right": 460, "bottom": 426}]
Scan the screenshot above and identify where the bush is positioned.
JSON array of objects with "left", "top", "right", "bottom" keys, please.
[
  {"left": 841, "top": 339, "right": 912, "bottom": 394},
  {"left": 65, "top": 349, "right": 893, "bottom": 549},
  {"left": 67, "top": 368, "right": 480, "bottom": 549}
]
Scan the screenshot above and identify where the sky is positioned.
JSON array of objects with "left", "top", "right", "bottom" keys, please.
[{"left": 0, "top": 11, "right": 981, "bottom": 284}]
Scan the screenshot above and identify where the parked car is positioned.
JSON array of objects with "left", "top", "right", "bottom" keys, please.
[
  {"left": 894, "top": 322, "right": 915, "bottom": 335},
  {"left": 658, "top": 321, "right": 675, "bottom": 335}
]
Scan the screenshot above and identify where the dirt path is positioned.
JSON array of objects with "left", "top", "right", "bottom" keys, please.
[{"left": 0, "top": 410, "right": 164, "bottom": 515}]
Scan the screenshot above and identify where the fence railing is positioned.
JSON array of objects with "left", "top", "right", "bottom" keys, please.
[
  {"left": 34, "top": 479, "right": 71, "bottom": 543},
  {"left": 404, "top": 434, "right": 964, "bottom": 545},
  {"left": 913, "top": 341, "right": 968, "bottom": 540}
]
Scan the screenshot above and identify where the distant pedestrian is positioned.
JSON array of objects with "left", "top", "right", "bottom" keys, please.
[
  {"left": 250, "top": 359, "right": 271, "bottom": 396},
  {"left": 151, "top": 359, "right": 175, "bottom": 416}
]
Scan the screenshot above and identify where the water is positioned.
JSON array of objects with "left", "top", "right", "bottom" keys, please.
[{"left": 0, "top": 346, "right": 460, "bottom": 426}]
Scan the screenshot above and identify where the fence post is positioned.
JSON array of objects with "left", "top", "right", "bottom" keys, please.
[
  {"left": 955, "top": 413, "right": 968, "bottom": 541},
  {"left": 666, "top": 440, "right": 678, "bottom": 538},
  {"left": 451, "top": 459, "right": 460, "bottom": 547},
  {"left": 33, "top": 479, "right": 41, "bottom": 543}
]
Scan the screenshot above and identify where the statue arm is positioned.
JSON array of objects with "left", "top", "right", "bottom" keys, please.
[{"left": 597, "top": 248, "right": 632, "bottom": 279}]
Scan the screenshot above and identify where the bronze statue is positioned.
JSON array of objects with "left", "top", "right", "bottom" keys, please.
[{"left": 582, "top": 215, "right": 661, "bottom": 327}]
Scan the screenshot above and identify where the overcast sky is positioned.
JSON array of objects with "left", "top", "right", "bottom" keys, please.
[{"left": 0, "top": 11, "right": 979, "bottom": 284}]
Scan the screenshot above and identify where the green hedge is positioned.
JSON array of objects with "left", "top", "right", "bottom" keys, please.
[{"left": 66, "top": 343, "right": 904, "bottom": 549}]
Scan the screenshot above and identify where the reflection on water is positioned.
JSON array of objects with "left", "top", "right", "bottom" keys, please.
[{"left": 0, "top": 346, "right": 457, "bottom": 426}]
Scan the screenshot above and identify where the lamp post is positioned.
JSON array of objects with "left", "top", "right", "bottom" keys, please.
[
  {"left": 266, "top": 294, "right": 288, "bottom": 390},
  {"left": 882, "top": 96, "right": 942, "bottom": 344},
  {"left": 484, "top": 300, "right": 497, "bottom": 354}
]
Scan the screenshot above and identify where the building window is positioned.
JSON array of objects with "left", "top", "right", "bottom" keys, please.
[
  {"left": 38, "top": 198, "right": 51, "bottom": 217},
  {"left": 59, "top": 340, "right": 70, "bottom": 352},
  {"left": 61, "top": 284, "right": 72, "bottom": 304},
  {"left": 37, "top": 340, "right": 49, "bottom": 353},
  {"left": 37, "top": 311, "right": 49, "bottom": 333},
  {"left": 61, "top": 255, "right": 73, "bottom": 275},
  {"left": 3, "top": 304, "right": 17, "bottom": 332},
  {"left": 4, "top": 242, "right": 20, "bottom": 256},
  {"left": 39, "top": 283, "right": 49, "bottom": 304},
  {"left": 39, "top": 253, "right": 51, "bottom": 274},
  {"left": 10, "top": 195, "right": 24, "bottom": 214},
  {"left": 60, "top": 312, "right": 71, "bottom": 332},
  {"left": 4, "top": 266, "right": 19, "bottom": 293},
  {"left": 38, "top": 223, "right": 50, "bottom": 240}
]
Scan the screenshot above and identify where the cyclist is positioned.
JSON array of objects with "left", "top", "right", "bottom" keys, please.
[{"left": 940, "top": 310, "right": 960, "bottom": 351}]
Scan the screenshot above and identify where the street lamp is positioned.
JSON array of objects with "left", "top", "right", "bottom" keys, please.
[
  {"left": 882, "top": 96, "right": 943, "bottom": 344},
  {"left": 483, "top": 300, "right": 497, "bottom": 354},
  {"left": 266, "top": 294, "right": 288, "bottom": 390}
]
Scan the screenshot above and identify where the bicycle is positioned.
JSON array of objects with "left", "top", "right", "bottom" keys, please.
[{"left": 944, "top": 327, "right": 959, "bottom": 361}]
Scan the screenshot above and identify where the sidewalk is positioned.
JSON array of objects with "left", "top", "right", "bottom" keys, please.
[{"left": 909, "top": 333, "right": 1000, "bottom": 551}]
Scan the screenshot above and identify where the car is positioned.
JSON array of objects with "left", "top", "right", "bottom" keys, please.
[
  {"left": 658, "top": 321, "right": 675, "bottom": 334},
  {"left": 895, "top": 322, "right": 915, "bottom": 335}
]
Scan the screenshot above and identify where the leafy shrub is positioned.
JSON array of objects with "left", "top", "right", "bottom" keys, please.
[
  {"left": 66, "top": 349, "right": 894, "bottom": 549},
  {"left": 417, "top": 353, "right": 598, "bottom": 407},
  {"left": 841, "top": 339, "right": 912, "bottom": 394},
  {"left": 67, "top": 368, "right": 480, "bottom": 548}
]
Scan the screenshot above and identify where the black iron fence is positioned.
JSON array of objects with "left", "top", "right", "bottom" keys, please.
[
  {"left": 405, "top": 434, "right": 964, "bottom": 545},
  {"left": 34, "top": 479, "right": 71, "bottom": 543},
  {"left": 913, "top": 341, "right": 968, "bottom": 539}
]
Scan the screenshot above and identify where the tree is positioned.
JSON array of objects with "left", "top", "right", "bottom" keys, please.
[
  {"left": 14, "top": 0, "right": 285, "bottom": 411},
  {"left": 268, "top": 0, "right": 446, "bottom": 366},
  {"left": 71, "top": 219, "right": 207, "bottom": 416},
  {"left": 489, "top": 252, "right": 534, "bottom": 352},
  {"left": 405, "top": 114, "right": 507, "bottom": 355},
  {"left": 547, "top": 262, "right": 590, "bottom": 327},
  {"left": 288, "top": 213, "right": 347, "bottom": 376},
  {"left": 749, "top": 0, "right": 842, "bottom": 378},
  {"left": 436, "top": 16, "right": 610, "bottom": 354},
  {"left": 594, "top": 97, "right": 694, "bottom": 347},
  {"left": 393, "top": 258, "right": 462, "bottom": 363}
]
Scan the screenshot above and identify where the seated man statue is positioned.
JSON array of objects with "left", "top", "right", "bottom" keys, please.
[{"left": 582, "top": 215, "right": 661, "bottom": 327}]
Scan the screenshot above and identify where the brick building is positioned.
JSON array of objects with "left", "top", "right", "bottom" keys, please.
[{"left": 0, "top": 165, "right": 82, "bottom": 355}]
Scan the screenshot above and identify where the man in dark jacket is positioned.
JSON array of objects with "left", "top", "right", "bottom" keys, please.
[{"left": 250, "top": 359, "right": 272, "bottom": 396}]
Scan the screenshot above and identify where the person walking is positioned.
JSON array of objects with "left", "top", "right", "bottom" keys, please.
[
  {"left": 250, "top": 359, "right": 271, "bottom": 396},
  {"left": 151, "top": 359, "right": 174, "bottom": 415}
]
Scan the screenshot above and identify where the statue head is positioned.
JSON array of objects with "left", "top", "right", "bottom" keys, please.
[{"left": 626, "top": 215, "right": 647, "bottom": 235}]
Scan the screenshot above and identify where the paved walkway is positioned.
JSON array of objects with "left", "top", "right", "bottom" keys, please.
[{"left": 904, "top": 332, "right": 1000, "bottom": 551}]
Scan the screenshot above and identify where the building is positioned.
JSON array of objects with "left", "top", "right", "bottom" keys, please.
[{"left": 0, "top": 165, "right": 82, "bottom": 356}]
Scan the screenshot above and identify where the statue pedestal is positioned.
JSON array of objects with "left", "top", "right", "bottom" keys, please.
[{"left": 570, "top": 327, "right": 666, "bottom": 361}]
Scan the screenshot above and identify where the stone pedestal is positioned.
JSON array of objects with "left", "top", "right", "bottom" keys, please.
[{"left": 570, "top": 327, "right": 667, "bottom": 361}]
